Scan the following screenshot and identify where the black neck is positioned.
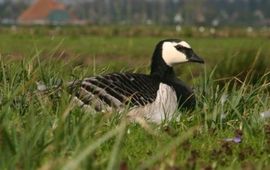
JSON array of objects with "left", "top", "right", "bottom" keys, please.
[{"left": 150, "top": 43, "right": 176, "bottom": 81}]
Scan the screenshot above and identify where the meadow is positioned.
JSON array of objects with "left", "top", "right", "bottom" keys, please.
[{"left": 0, "top": 26, "right": 270, "bottom": 170}]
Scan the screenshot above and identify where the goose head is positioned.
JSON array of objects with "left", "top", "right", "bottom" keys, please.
[
  {"left": 151, "top": 39, "right": 204, "bottom": 77},
  {"left": 160, "top": 39, "right": 204, "bottom": 66}
]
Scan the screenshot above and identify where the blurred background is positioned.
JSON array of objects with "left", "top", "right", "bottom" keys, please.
[
  {"left": 0, "top": 0, "right": 269, "bottom": 83},
  {"left": 1, "top": 2, "right": 270, "bottom": 170},
  {"left": 0, "top": 0, "right": 270, "bottom": 26}
]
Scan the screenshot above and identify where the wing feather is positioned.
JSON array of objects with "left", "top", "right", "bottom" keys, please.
[
  {"left": 68, "top": 73, "right": 160, "bottom": 110},
  {"left": 81, "top": 81, "right": 123, "bottom": 108},
  {"left": 84, "top": 78, "right": 127, "bottom": 102}
]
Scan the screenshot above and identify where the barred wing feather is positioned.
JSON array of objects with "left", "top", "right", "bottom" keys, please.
[{"left": 68, "top": 73, "right": 160, "bottom": 111}]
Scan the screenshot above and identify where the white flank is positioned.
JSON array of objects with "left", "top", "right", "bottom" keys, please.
[
  {"left": 162, "top": 42, "right": 188, "bottom": 66},
  {"left": 71, "top": 81, "right": 178, "bottom": 123},
  {"left": 128, "top": 83, "right": 178, "bottom": 123}
]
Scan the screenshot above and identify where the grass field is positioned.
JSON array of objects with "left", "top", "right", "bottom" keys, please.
[{"left": 0, "top": 26, "right": 270, "bottom": 169}]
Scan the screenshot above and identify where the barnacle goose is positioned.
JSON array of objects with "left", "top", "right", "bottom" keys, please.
[{"left": 68, "top": 39, "right": 204, "bottom": 123}]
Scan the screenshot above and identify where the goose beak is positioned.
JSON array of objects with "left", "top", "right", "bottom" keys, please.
[{"left": 189, "top": 53, "right": 204, "bottom": 64}]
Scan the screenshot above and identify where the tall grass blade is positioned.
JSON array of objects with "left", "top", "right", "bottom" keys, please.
[
  {"left": 137, "top": 126, "right": 199, "bottom": 170},
  {"left": 106, "top": 121, "right": 127, "bottom": 170},
  {"left": 62, "top": 122, "right": 126, "bottom": 170}
]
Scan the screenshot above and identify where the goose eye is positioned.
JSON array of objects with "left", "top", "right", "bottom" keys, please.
[{"left": 175, "top": 45, "right": 183, "bottom": 51}]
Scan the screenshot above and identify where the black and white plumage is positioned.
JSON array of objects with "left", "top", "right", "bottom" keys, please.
[{"left": 68, "top": 39, "right": 204, "bottom": 123}]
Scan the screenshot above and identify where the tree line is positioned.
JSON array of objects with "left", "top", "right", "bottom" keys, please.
[{"left": 0, "top": 0, "right": 269, "bottom": 26}]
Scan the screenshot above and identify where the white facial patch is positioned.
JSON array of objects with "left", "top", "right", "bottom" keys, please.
[
  {"left": 162, "top": 41, "right": 188, "bottom": 66},
  {"left": 178, "top": 41, "right": 191, "bottom": 48}
]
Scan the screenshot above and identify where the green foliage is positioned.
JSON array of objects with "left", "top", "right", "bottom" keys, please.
[
  {"left": 215, "top": 47, "right": 270, "bottom": 84},
  {"left": 0, "top": 29, "right": 270, "bottom": 169}
]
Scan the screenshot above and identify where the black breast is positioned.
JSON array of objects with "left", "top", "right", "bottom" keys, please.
[{"left": 164, "top": 78, "right": 196, "bottom": 110}]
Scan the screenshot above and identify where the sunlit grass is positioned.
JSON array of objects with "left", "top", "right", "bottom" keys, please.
[{"left": 0, "top": 30, "right": 270, "bottom": 169}]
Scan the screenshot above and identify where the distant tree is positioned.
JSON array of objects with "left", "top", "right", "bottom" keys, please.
[
  {"left": 0, "top": 1, "right": 28, "bottom": 20},
  {"left": 1, "top": 0, "right": 270, "bottom": 26}
]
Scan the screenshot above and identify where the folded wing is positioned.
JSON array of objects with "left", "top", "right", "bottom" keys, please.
[{"left": 68, "top": 73, "right": 160, "bottom": 111}]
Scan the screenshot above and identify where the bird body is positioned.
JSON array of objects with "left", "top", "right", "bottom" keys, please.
[{"left": 68, "top": 39, "right": 204, "bottom": 123}]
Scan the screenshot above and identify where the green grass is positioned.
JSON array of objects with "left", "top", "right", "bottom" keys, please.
[{"left": 0, "top": 27, "right": 270, "bottom": 170}]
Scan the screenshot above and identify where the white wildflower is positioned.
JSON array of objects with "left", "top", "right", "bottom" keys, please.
[
  {"left": 260, "top": 111, "right": 270, "bottom": 119},
  {"left": 36, "top": 81, "right": 47, "bottom": 91},
  {"left": 220, "top": 94, "right": 228, "bottom": 105}
]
